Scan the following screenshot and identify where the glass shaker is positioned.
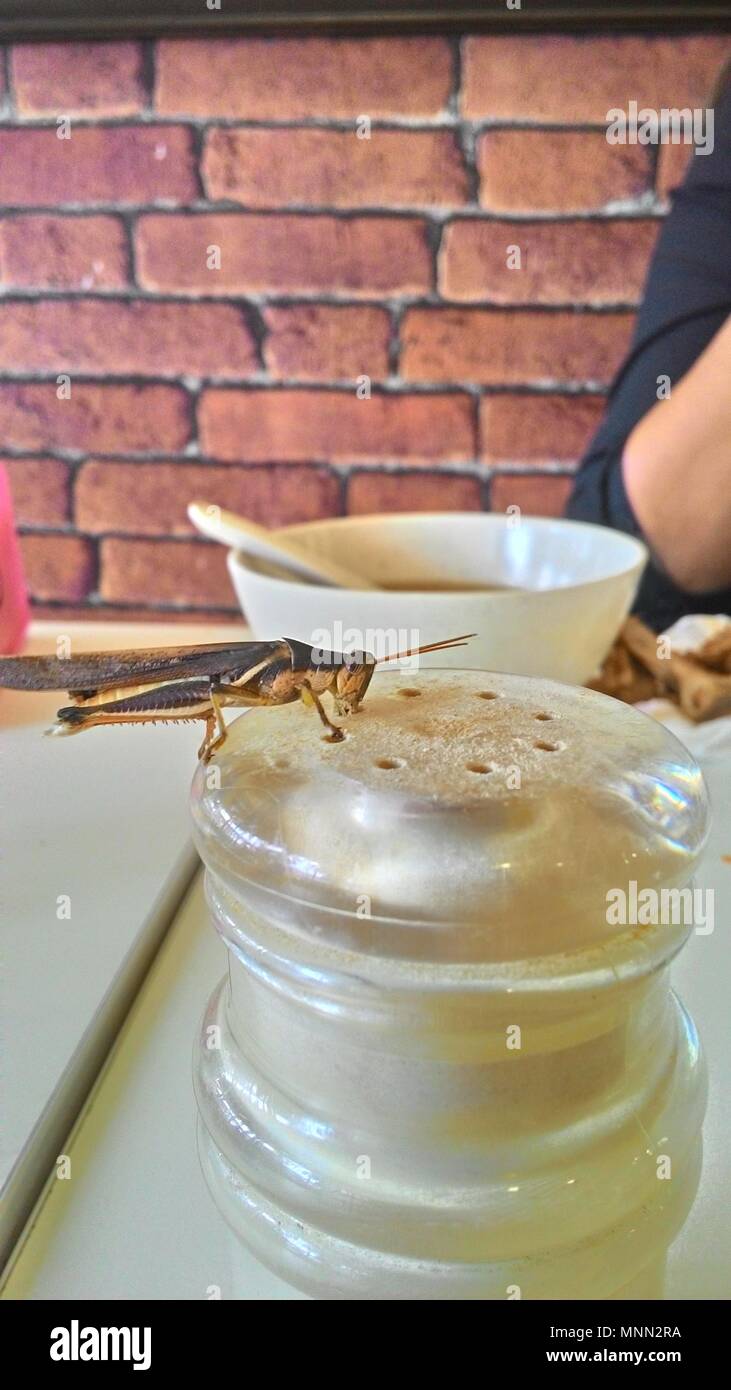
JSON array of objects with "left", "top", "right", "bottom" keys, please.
[{"left": 191, "top": 668, "right": 709, "bottom": 1300}]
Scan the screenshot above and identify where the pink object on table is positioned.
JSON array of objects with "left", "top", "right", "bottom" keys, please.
[{"left": 0, "top": 464, "right": 29, "bottom": 653}]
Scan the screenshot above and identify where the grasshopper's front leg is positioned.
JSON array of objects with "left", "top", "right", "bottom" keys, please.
[
  {"left": 299, "top": 680, "right": 345, "bottom": 741},
  {"left": 207, "top": 677, "right": 345, "bottom": 751}
]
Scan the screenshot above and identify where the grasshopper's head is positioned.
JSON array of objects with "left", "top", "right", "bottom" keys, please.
[{"left": 334, "top": 650, "right": 377, "bottom": 715}]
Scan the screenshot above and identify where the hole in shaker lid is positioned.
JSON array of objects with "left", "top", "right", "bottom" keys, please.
[
  {"left": 466, "top": 761, "right": 493, "bottom": 774},
  {"left": 534, "top": 712, "right": 554, "bottom": 721},
  {"left": 375, "top": 757, "right": 405, "bottom": 770},
  {"left": 477, "top": 690, "right": 498, "bottom": 700},
  {"left": 397, "top": 688, "right": 422, "bottom": 698},
  {"left": 534, "top": 739, "right": 562, "bottom": 752}
]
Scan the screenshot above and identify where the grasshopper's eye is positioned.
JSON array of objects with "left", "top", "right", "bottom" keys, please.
[{"left": 345, "top": 657, "right": 361, "bottom": 674}]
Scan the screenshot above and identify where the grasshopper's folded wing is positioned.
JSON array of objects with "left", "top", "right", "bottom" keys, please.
[{"left": 0, "top": 640, "right": 283, "bottom": 694}]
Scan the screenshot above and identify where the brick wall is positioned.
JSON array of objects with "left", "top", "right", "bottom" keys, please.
[{"left": 1, "top": 32, "right": 727, "bottom": 620}]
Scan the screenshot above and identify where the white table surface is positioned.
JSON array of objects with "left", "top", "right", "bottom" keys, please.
[
  {"left": 2, "top": 873, "right": 303, "bottom": 1302},
  {"left": 1, "top": 686, "right": 729, "bottom": 1300},
  {"left": 0, "top": 620, "right": 245, "bottom": 1264}
]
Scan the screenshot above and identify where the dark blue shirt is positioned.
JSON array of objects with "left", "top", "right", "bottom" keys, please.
[{"left": 566, "top": 82, "right": 731, "bottom": 629}]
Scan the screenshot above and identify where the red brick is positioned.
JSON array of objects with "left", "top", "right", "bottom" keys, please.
[
  {"left": 347, "top": 470, "right": 482, "bottom": 514},
  {"left": 136, "top": 214, "right": 431, "bottom": 297},
  {"left": 477, "top": 131, "right": 652, "bottom": 213},
  {"left": 0, "top": 127, "right": 196, "bottom": 206},
  {"left": 0, "top": 300, "right": 257, "bottom": 378},
  {"left": 4, "top": 456, "right": 71, "bottom": 525},
  {"left": 657, "top": 142, "right": 695, "bottom": 197},
  {"left": 199, "top": 389, "right": 475, "bottom": 465},
  {"left": 20, "top": 534, "right": 96, "bottom": 601},
  {"left": 264, "top": 305, "right": 390, "bottom": 381},
  {"left": 400, "top": 309, "right": 635, "bottom": 386},
  {"left": 29, "top": 602, "right": 239, "bottom": 622},
  {"left": 462, "top": 35, "right": 728, "bottom": 122},
  {"left": 203, "top": 128, "right": 467, "bottom": 209},
  {"left": 489, "top": 473, "right": 574, "bottom": 519},
  {"left": 439, "top": 220, "right": 658, "bottom": 305},
  {"left": 100, "top": 538, "right": 234, "bottom": 607},
  {"left": 75, "top": 461, "right": 341, "bottom": 535},
  {"left": 156, "top": 37, "right": 452, "bottom": 118},
  {"left": 12, "top": 42, "right": 145, "bottom": 116},
  {"left": 480, "top": 394, "right": 604, "bottom": 466},
  {"left": 0, "top": 215, "right": 128, "bottom": 290},
  {"left": 0, "top": 383, "right": 190, "bottom": 453}
]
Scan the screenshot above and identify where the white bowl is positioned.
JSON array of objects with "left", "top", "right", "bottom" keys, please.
[{"left": 228, "top": 513, "right": 647, "bottom": 685}]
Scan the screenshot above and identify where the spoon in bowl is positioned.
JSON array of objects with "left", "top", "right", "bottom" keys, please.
[{"left": 188, "top": 502, "right": 380, "bottom": 591}]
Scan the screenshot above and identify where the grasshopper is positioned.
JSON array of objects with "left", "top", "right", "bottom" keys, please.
[{"left": 0, "top": 633, "right": 474, "bottom": 761}]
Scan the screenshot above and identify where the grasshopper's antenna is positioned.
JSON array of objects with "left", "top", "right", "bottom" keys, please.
[{"left": 377, "top": 633, "right": 477, "bottom": 664}]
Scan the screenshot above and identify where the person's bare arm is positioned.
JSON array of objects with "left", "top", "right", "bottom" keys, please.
[{"left": 622, "top": 312, "right": 731, "bottom": 594}]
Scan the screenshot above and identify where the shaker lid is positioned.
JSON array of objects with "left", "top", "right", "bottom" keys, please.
[{"left": 190, "top": 669, "right": 708, "bottom": 965}]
